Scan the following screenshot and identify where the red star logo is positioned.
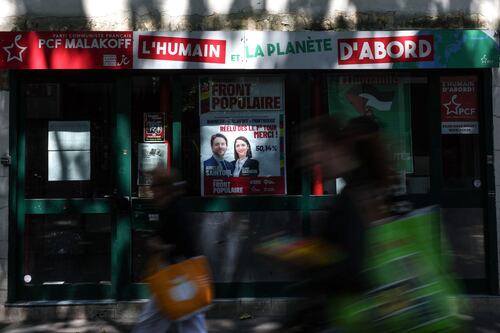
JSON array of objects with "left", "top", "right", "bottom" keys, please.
[
  {"left": 3, "top": 34, "right": 27, "bottom": 63},
  {"left": 443, "top": 95, "right": 461, "bottom": 115}
]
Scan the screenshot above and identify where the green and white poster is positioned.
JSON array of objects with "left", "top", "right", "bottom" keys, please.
[{"left": 328, "top": 75, "right": 413, "bottom": 173}]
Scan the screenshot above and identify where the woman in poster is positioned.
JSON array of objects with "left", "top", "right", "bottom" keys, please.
[{"left": 231, "top": 136, "right": 259, "bottom": 177}]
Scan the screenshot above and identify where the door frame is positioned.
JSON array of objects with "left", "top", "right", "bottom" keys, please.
[{"left": 8, "top": 71, "right": 133, "bottom": 302}]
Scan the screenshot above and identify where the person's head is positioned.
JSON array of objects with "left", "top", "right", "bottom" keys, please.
[
  {"left": 233, "top": 136, "right": 252, "bottom": 160},
  {"left": 150, "top": 167, "right": 186, "bottom": 207},
  {"left": 298, "top": 115, "right": 394, "bottom": 187},
  {"left": 210, "top": 133, "right": 228, "bottom": 158}
]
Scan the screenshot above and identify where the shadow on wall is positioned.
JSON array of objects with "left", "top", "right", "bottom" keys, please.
[
  {"left": 12, "top": 0, "right": 90, "bottom": 30},
  {"left": 9, "top": 0, "right": 495, "bottom": 30}
]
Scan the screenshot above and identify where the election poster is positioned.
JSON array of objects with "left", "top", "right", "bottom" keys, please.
[
  {"left": 328, "top": 75, "right": 413, "bottom": 174},
  {"left": 199, "top": 76, "right": 286, "bottom": 196},
  {"left": 440, "top": 76, "right": 478, "bottom": 135},
  {"left": 144, "top": 112, "right": 165, "bottom": 142}
]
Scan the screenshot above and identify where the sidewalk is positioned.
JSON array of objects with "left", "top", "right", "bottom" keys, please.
[
  {"left": 0, "top": 317, "right": 283, "bottom": 333},
  {"left": 0, "top": 315, "right": 496, "bottom": 333}
]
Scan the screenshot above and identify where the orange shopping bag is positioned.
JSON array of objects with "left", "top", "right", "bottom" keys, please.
[{"left": 144, "top": 256, "right": 214, "bottom": 321}]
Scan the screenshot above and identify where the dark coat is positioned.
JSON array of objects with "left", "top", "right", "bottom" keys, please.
[
  {"left": 157, "top": 198, "right": 196, "bottom": 261},
  {"left": 203, "top": 156, "right": 234, "bottom": 176}
]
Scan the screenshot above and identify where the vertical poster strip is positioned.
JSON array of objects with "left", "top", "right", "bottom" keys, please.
[
  {"left": 327, "top": 75, "right": 413, "bottom": 174},
  {"left": 199, "top": 76, "right": 286, "bottom": 196},
  {"left": 440, "top": 76, "right": 479, "bottom": 135},
  {"left": 144, "top": 112, "right": 165, "bottom": 142}
]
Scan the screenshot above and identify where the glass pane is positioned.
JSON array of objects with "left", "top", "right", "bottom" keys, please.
[
  {"left": 132, "top": 210, "right": 301, "bottom": 283},
  {"left": 327, "top": 74, "right": 430, "bottom": 194},
  {"left": 24, "top": 81, "right": 113, "bottom": 198},
  {"left": 24, "top": 214, "right": 111, "bottom": 285},
  {"left": 441, "top": 208, "right": 485, "bottom": 279},
  {"left": 442, "top": 135, "right": 482, "bottom": 189}
]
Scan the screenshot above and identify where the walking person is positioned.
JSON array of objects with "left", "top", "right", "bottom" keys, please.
[
  {"left": 132, "top": 167, "right": 208, "bottom": 333},
  {"left": 286, "top": 115, "right": 396, "bottom": 332}
]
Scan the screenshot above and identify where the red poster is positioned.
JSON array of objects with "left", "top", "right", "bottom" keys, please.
[
  {"left": 0, "top": 31, "right": 133, "bottom": 69},
  {"left": 338, "top": 35, "right": 434, "bottom": 65},
  {"left": 137, "top": 35, "right": 226, "bottom": 64},
  {"left": 144, "top": 113, "right": 165, "bottom": 142},
  {"left": 440, "top": 76, "right": 478, "bottom": 134}
]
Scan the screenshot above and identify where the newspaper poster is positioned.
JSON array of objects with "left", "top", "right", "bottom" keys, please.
[
  {"left": 137, "top": 142, "right": 169, "bottom": 185},
  {"left": 199, "top": 76, "right": 286, "bottom": 196}
]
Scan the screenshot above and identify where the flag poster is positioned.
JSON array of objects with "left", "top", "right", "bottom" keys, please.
[
  {"left": 199, "top": 76, "right": 286, "bottom": 196},
  {"left": 328, "top": 75, "right": 413, "bottom": 173},
  {"left": 440, "top": 76, "right": 478, "bottom": 135}
]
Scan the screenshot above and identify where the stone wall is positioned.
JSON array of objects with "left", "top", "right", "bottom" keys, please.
[
  {"left": 0, "top": 71, "right": 9, "bottom": 304},
  {"left": 0, "top": 0, "right": 498, "bottom": 31}
]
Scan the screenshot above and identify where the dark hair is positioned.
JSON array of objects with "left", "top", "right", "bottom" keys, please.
[
  {"left": 211, "top": 133, "right": 228, "bottom": 147},
  {"left": 301, "top": 115, "right": 395, "bottom": 187},
  {"left": 233, "top": 136, "right": 252, "bottom": 159}
]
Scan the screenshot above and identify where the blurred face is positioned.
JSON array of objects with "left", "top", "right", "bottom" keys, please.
[
  {"left": 211, "top": 137, "right": 227, "bottom": 158},
  {"left": 300, "top": 133, "right": 356, "bottom": 179},
  {"left": 235, "top": 139, "right": 249, "bottom": 159}
]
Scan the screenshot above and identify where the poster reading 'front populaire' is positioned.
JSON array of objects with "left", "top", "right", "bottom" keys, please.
[{"left": 199, "top": 77, "right": 286, "bottom": 196}]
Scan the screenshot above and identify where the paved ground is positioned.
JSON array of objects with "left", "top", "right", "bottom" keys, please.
[
  {"left": 0, "top": 317, "right": 283, "bottom": 333},
  {"left": 0, "top": 313, "right": 497, "bottom": 332}
]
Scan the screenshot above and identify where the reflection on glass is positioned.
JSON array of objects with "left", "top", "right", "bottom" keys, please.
[
  {"left": 24, "top": 214, "right": 111, "bottom": 284},
  {"left": 132, "top": 210, "right": 301, "bottom": 283},
  {"left": 441, "top": 208, "right": 485, "bottom": 279}
]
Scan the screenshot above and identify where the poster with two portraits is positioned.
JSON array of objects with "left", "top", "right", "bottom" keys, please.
[{"left": 199, "top": 76, "right": 286, "bottom": 196}]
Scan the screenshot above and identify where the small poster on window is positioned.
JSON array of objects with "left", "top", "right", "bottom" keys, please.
[
  {"left": 144, "top": 113, "right": 165, "bottom": 142},
  {"left": 440, "top": 76, "right": 478, "bottom": 135},
  {"left": 48, "top": 121, "right": 91, "bottom": 181},
  {"left": 199, "top": 77, "right": 286, "bottom": 196},
  {"left": 137, "top": 142, "right": 169, "bottom": 185}
]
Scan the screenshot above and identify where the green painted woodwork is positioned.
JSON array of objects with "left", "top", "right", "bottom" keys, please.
[{"left": 25, "top": 199, "right": 112, "bottom": 214}]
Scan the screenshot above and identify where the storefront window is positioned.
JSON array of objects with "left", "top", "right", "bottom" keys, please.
[
  {"left": 24, "top": 81, "right": 113, "bottom": 198},
  {"left": 24, "top": 214, "right": 111, "bottom": 285},
  {"left": 327, "top": 74, "right": 430, "bottom": 194}
]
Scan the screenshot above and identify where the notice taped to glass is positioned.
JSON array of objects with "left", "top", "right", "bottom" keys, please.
[
  {"left": 138, "top": 142, "right": 168, "bottom": 185},
  {"left": 199, "top": 76, "right": 286, "bottom": 196}
]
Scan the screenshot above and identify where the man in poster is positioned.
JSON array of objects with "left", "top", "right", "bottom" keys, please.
[{"left": 203, "top": 133, "right": 234, "bottom": 177}]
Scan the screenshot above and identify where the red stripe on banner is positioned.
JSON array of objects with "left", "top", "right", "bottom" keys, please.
[{"left": 0, "top": 31, "right": 133, "bottom": 69}]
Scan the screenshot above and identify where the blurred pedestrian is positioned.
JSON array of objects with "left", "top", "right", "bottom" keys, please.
[
  {"left": 132, "top": 167, "right": 207, "bottom": 333},
  {"left": 286, "top": 115, "right": 396, "bottom": 332}
]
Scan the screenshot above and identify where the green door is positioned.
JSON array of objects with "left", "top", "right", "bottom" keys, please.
[{"left": 10, "top": 72, "right": 132, "bottom": 301}]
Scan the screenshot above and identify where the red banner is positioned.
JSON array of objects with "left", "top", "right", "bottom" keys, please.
[
  {"left": 338, "top": 35, "right": 433, "bottom": 65},
  {"left": 204, "top": 176, "right": 285, "bottom": 196},
  {"left": 0, "top": 32, "right": 133, "bottom": 69},
  {"left": 137, "top": 35, "right": 226, "bottom": 64}
]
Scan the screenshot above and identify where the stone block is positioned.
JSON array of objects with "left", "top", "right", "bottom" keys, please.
[
  {"left": 116, "top": 301, "right": 144, "bottom": 323},
  {"left": 237, "top": 298, "right": 273, "bottom": 317},
  {"left": 0, "top": 241, "right": 7, "bottom": 259},
  {"left": 207, "top": 299, "right": 239, "bottom": 318},
  {"left": 0, "top": 259, "right": 7, "bottom": 290}
]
